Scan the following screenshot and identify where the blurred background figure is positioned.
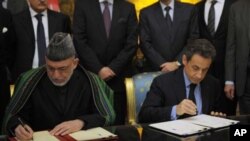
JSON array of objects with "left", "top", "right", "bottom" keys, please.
[
  {"left": 139, "top": 0, "right": 199, "bottom": 73},
  {"left": 73, "top": 0, "right": 138, "bottom": 124},
  {"left": 196, "top": 0, "right": 237, "bottom": 115},
  {"left": 225, "top": 0, "right": 250, "bottom": 115},
  {"left": 9, "top": 0, "right": 71, "bottom": 82},
  {"left": 0, "top": 0, "right": 15, "bottom": 130}
]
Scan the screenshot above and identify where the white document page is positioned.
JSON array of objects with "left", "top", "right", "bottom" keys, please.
[
  {"left": 149, "top": 120, "right": 210, "bottom": 136},
  {"left": 33, "top": 131, "right": 59, "bottom": 141},
  {"left": 69, "top": 127, "right": 117, "bottom": 141},
  {"left": 182, "top": 114, "right": 239, "bottom": 128}
]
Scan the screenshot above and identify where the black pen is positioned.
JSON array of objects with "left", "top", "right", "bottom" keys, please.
[{"left": 18, "top": 117, "right": 30, "bottom": 133}]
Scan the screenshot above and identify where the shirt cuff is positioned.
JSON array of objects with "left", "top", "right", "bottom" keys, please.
[
  {"left": 175, "top": 61, "right": 181, "bottom": 67},
  {"left": 225, "top": 81, "right": 234, "bottom": 85},
  {"left": 171, "top": 105, "right": 177, "bottom": 120}
]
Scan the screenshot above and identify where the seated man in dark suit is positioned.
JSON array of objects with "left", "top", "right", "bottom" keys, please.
[
  {"left": 139, "top": 39, "right": 224, "bottom": 123},
  {"left": 2, "top": 33, "right": 115, "bottom": 140}
]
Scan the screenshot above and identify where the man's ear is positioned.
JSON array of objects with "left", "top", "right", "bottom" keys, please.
[
  {"left": 73, "top": 58, "right": 79, "bottom": 69},
  {"left": 182, "top": 55, "right": 187, "bottom": 66}
]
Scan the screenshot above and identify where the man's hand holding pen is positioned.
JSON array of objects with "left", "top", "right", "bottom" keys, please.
[
  {"left": 176, "top": 99, "right": 197, "bottom": 116},
  {"left": 15, "top": 118, "right": 33, "bottom": 140}
]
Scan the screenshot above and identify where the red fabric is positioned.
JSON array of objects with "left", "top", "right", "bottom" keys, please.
[{"left": 48, "top": 0, "right": 60, "bottom": 12}]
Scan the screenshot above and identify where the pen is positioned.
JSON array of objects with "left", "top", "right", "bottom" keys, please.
[{"left": 18, "top": 117, "right": 30, "bottom": 133}]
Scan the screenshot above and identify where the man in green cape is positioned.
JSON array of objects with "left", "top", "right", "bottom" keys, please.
[{"left": 1, "top": 32, "right": 115, "bottom": 140}]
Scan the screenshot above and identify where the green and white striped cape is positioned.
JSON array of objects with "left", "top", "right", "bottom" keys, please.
[{"left": 1, "top": 65, "right": 116, "bottom": 134}]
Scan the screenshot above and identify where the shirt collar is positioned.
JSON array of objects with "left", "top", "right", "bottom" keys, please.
[
  {"left": 160, "top": 0, "right": 174, "bottom": 11},
  {"left": 183, "top": 69, "right": 192, "bottom": 88},
  {"left": 183, "top": 69, "right": 200, "bottom": 88},
  {"left": 99, "top": 0, "right": 114, "bottom": 4},
  {"left": 29, "top": 6, "right": 47, "bottom": 18},
  {"left": 208, "top": 0, "right": 223, "bottom": 4}
]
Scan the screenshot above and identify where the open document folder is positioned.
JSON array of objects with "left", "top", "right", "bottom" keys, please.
[
  {"left": 10, "top": 127, "right": 118, "bottom": 141},
  {"left": 149, "top": 114, "right": 239, "bottom": 136}
]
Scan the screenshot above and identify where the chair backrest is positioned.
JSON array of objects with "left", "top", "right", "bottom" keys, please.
[
  {"left": 10, "top": 85, "right": 14, "bottom": 97},
  {"left": 125, "top": 71, "right": 162, "bottom": 125}
]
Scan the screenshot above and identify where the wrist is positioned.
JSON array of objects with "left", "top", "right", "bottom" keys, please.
[{"left": 175, "top": 61, "right": 181, "bottom": 67}]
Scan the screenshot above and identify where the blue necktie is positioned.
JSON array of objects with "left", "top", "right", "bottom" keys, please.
[{"left": 35, "top": 13, "right": 46, "bottom": 66}]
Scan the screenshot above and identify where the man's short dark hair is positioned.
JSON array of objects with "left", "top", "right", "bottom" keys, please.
[
  {"left": 184, "top": 39, "right": 216, "bottom": 62},
  {"left": 46, "top": 32, "right": 76, "bottom": 61}
]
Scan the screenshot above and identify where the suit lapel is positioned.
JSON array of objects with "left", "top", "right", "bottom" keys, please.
[
  {"left": 91, "top": 0, "right": 108, "bottom": 40},
  {"left": 22, "top": 9, "right": 35, "bottom": 46},
  {"left": 199, "top": 1, "right": 211, "bottom": 36},
  {"left": 214, "top": 0, "right": 229, "bottom": 37},
  {"left": 154, "top": 3, "right": 172, "bottom": 41},
  {"left": 47, "top": 10, "right": 55, "bottom": 39},
  {"left": 172, "top": 1, "right": 186, "bottom": 43},
  {"left": 174, "top": 68, "right": 186, "bottom": 103},
  {"left": 109, "top": 0, "right": 120, "bottom": 40},
  {"left": 20, "top": 9, "right": 35, "bottom": 58}
]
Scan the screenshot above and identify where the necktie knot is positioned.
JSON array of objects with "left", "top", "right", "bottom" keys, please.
[
  {"left": 35, "top": 13, "right": 43, "bottom": 21},
  {"left": 164, "top": 6, "right": 171, "bottom": 13},
  {"left": 103, "top": 1, "right": 109, "bottom": 7},
  {"left": 189, "top": 83, "right": 197, "bottom": 90},
  {"left": 211, "top": 0, "right": 217, "bottom": 6}
]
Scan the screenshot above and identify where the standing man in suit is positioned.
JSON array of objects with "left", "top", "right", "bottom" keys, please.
[
  {"left": 197, "top": 0, "right": 236, "bottom": 115},
  {"left": 139, "top": 39, "right": 224, "bottom": 123},
  {"left": 73, "top": 0, "right": 138, "bottom": 124},
  {"left": 225, "top": 0, "right": 250, "bottom": 114},
  {"left": 139, "top": 0, "right": 199, "bottom": 72},
  {"left": 10, "top": 0, "right": 71, "bottom": 82},
  {"left": 0, "top": 0, "right": 14, "bottom": 130}
]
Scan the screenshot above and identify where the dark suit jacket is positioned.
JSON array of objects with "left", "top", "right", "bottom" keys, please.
[
  {"left": 225, "top": 0, "right": 250, "bottom": 97},
  {"left": 139, "top": 1, "right": 199, "bottom": 71},
  {"left": 139, "top": 68, "right": 221, "bottom": 123},
  {"left": 10, "top": 8, "right": 71, "bottom": 82},
  {"left": 0, "top": 6, "right": 12, "bottom": 128},
  {"left": 73, "top": 0, "right": 138, "bottom": 91},
  {"left": 197, "top": 0, "right": 235, "bottom": 84}
]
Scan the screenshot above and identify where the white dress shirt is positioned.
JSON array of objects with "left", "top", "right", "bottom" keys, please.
[
  {"left": 99, "top": 0, "right": 113, "bottom": 20},
  {"left": 204, "top": 0, "right": 225, "bottom": 32},
  {"left": 29, "top": 7, "right": 49, "bottom": 68},
  {"left": 160, "top": 0, "right": 174, "bottom": 21}
]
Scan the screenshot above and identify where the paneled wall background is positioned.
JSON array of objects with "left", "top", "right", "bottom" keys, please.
[
  {"left": 58, "top": 0, "right": 201, "bottom": 69},
  {"left": 127, "top": 0, "right": 200, "bottom": 17},
  {"left": 59, "top": 0, "right": 201, "bottom": 21}
]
